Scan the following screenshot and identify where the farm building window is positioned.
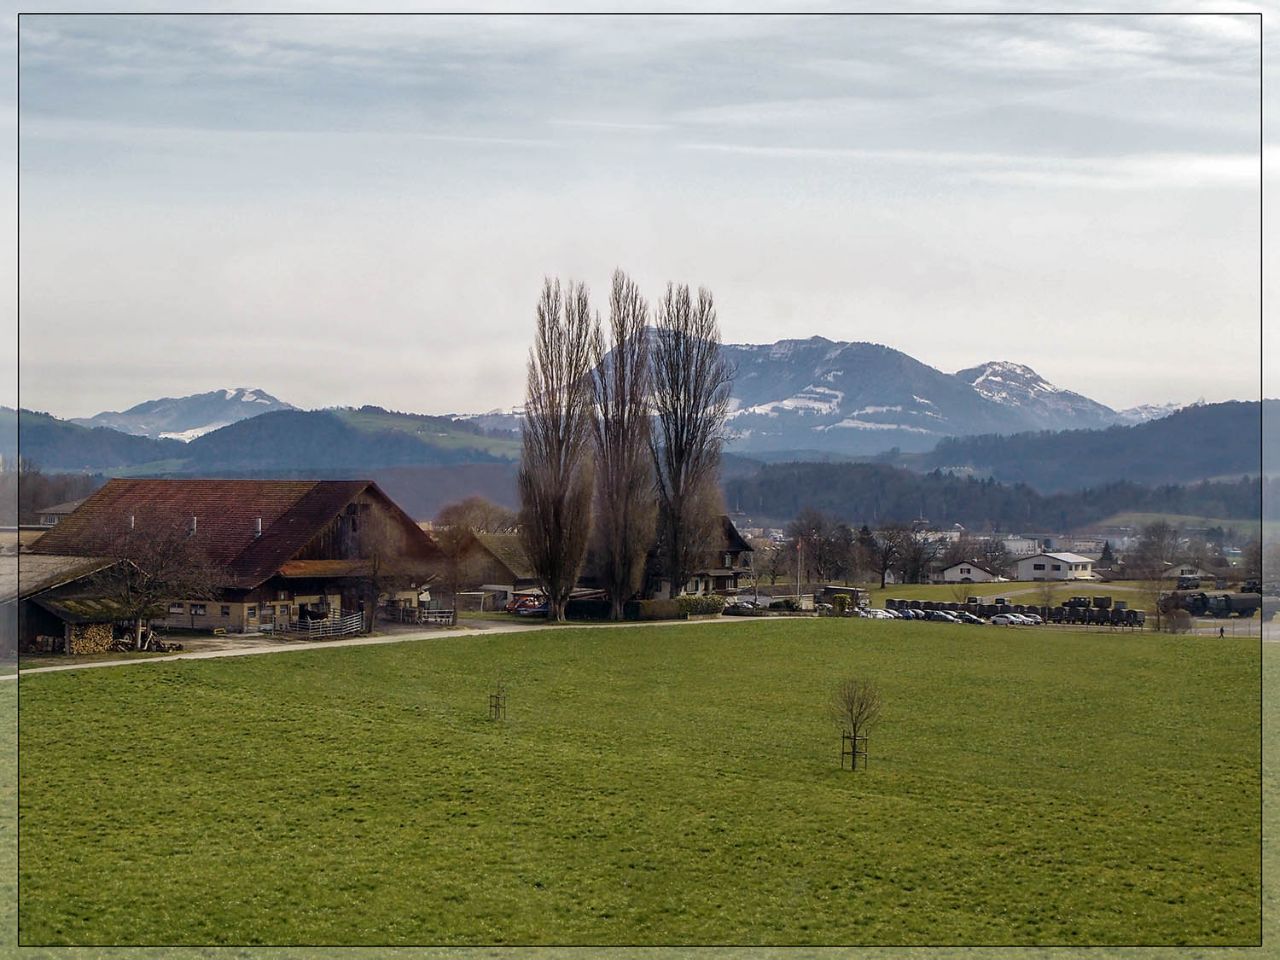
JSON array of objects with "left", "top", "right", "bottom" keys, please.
[
  {"left": 247, "top": 605, "right": 257, "bottom": 619},
  {"left": 961, "top": 567, "right": 970, "bottom": 574},
  {"left": 220, "top": 605, "right": 230, "bottom": 617},
  {"left": 190, "top": 604, "right": 206, "bottom": 616},
  {"left": 1052, "top": 564, "right": 1061, "bottom": 571},
  {"left": 168, "top": 602, "right": 184, "bottom": 614},
  {"left": 1033, "top": 563, "right": 1045, "bottom": 571}
]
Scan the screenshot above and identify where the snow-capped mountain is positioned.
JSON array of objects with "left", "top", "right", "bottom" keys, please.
[
  {"left": 1114, "top": 400, "right": 1198, "bottom": 425},
  {"left": 719, "top": 338, "right": 1147, "bottom": 455},
  {"left": 71, "top": 388, "right": 296, "bottom": 441},
  {"left": 449, "top": 339, "right": 1179, "bottom": 456},
  {"left": 956, "top": 361, "right": 1117, "bottom": 430}
]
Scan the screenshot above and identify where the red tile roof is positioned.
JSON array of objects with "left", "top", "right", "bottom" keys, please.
[{"left": 29, "top": 478, "right": 438, "bottom": 590}]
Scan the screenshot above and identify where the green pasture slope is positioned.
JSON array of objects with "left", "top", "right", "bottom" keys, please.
[{"left": 16, "top": 621, "right": 1261, "bottom": 947}]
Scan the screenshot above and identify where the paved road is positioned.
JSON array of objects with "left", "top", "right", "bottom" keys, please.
[{"left": 5, "top": 615, "right": 762, "bottom": 679}]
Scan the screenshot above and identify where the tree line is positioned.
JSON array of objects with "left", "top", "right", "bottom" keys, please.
[
  {"left": 515, "top": 270, "right": 732, "bottom": 622},
  {"left": 753, "top": 511, "right": 1015, "bottom": 590},
  {"left": 725, "top": 462, "right": 1261, "bottom": 535}
]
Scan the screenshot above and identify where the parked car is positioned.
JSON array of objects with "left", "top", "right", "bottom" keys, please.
[
  {"left": 926, "top": 610, "right": 959, "bottom": 623},
  {"left": 505, "top": 595, "right": 543, "bottom": 614},
  {"left": 991, "top": 614, "right": 1019, "bottom": 625},
  {"left": 515, "top": 602, "right": 548, "bottom": 617},
  {"left": 1020, "top": 613, "right": 1044, "bottom": 625},
  {"left": 955, "top": 611, "right": 984, "bottom": 625}
]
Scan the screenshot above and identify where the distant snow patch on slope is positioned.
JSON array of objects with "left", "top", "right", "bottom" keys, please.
[
  {"left": 818, "top": 419, "right": 934, "bottom": 434},
  {"left": 730, "top": 386, "right": 844, "bottom": 418},
  {"left": 159, "top": 421, "right": 233, "bottom": 442}
]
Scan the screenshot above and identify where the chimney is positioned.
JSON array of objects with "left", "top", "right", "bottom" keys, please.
[
  {"left": 190, "top": 516, "right": 198, "bottom": 536},
  {"left": 254, "top": 517, "right": 262, "bottom": 538}
]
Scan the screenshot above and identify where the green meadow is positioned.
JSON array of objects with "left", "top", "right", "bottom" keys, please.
[{"left": 16, "top": 620, "right": 1260, "bottom": 947}]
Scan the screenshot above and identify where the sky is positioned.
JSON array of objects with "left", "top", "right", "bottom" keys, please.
[{"left": 10, "top": 6, "right": 1269, "bottom": 419}]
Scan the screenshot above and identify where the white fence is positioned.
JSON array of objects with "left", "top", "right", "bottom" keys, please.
[{"left": 278, "top": 612, "right": 365, "bottom": 638}]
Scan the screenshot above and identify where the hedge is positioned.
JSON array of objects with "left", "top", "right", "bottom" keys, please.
[{"left": 674, "top": 595, "right": 726, "bottom": 616}]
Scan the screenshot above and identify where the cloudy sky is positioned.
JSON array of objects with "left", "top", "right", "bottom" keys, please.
[{"left": 13, "top": 8, "right": 1265, "bottom": 419}]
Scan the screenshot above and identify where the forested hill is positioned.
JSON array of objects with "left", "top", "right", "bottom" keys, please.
[
  {"left": 724, "top": 461, "right": 1261, "bottom": 531},
  {"left": 917, "top": 400, "right": 1267, "bottom": 491}
]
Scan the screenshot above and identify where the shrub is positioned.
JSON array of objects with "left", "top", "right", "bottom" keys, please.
[
  {"left": 565, "top": 599, "right": 612, "bottom": 621},
  {"left": 675, "top": 595, "right": 726, "bottom": 616},
  {"left": 769, "top": 598, "right": 800, "bottom": 612},
  {"left": 832, "top": 595, "right": 850, "bottom": 615},
  {"left": 630, "top": 599, "right": 686, "bottom": 621}
]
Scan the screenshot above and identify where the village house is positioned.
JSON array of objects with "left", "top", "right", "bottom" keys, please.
[
  {"left": 1014, "top": 552, "right": 1097, "bottom": 581},
  {"left": 423, "top": 528, "right": 541, "bottom": 610},
  {"left": 36, "top": 498, "right": 87, "bottom": 527},
  {"left": 936, "top": 560, "right": 1003, "bottom": 583},
  {"left": 28, "top": 479, "right": 442, "bottom": 634},
  {"left": 646, "top": 516, "right": 755, "bottom": 599}
]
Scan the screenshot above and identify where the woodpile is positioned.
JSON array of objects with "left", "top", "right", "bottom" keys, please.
[{"left": 67, "top": 622, "right": 113, "bottom": 655}]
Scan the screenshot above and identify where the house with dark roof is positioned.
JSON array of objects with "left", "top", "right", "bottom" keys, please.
[
  {"left": 645, "top": 515, "right": 755, "bottom": 599},
  {"left": 29, "top": 479, "right": 443, "bottom": 634},
  {"left": 36, "top": 498, "right": 86, "bottom": 527}
]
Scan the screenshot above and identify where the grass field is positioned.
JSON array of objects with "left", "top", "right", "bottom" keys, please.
[{"left": 17, "top": 620, "right": 1260, "bottom": 947}]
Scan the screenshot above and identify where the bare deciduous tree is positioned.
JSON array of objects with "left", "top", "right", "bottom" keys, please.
[
  {"left": 518, "top": 278, "right": 597, "bottom": 623},
  {"left": 91, "top": 516, "right": 219, "bottom": 649},
  {"left": 862, "top": 525, "right": 908, "bottom": 589},
  {"left": 433, "top": 496, "right": 517, "bottom": 610},
  {"left": 591, "top": 270, "right": 657, "bottom": 620},
  {"left": 650, "top": 283, "right": 732, "bottom": 597},
  {"left": 830, "top": 677, "right": 883, "bottom": 743}
]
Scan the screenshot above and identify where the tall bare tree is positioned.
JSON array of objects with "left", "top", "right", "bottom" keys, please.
[
  {"left": 591, "top": 270, "right": 657, "bottom": 620},
  {"left": 518, "top": 278, "right": 597, "bottom": 623},
  {"left": 650, "top": 283, "right": 732, "bottom": 597}
]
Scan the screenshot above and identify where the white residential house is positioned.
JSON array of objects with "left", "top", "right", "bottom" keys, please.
[
  {"left": 939, "top": 561, "right": 1003, "bottom": 583},
  {"left": 1015, "top": 552, "right": 1097, "bottom": 581},
  {"left": 1002, "top": 537, "right": 1042, "bottom": 557},
  {"left": 1163, "top": 563, "right": 1213, "bottom": 580}
]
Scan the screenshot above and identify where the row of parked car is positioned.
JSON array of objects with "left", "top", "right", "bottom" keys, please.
[{"left": 857, "top": 607, "right": 1042, "bottom": 626}]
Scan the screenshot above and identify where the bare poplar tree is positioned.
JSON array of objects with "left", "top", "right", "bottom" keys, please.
[
  {"left": 518, "top": 278, "right": 597, "bottom": 623},
  {"left": 591, "top": 270, "right": 657, "bottom": 620},
  {"left": 650, "top": 283, "right": 732, "bottom": 597}
]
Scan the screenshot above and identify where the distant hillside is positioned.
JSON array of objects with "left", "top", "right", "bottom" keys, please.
[
  {"left": 920, "top": 401, "right": 1266, "bottom": 492},
  {"left": 71, "top": 387, "right": 296, "bottom": 440},
  {"left": 175, "top": 408, "right": 517, "bottom": 472},
  {"left": 724, "top": 461, "right": 1261, "bottom": 532},
  {"left": 9, "top": 405, "right": 521, "bottom": 475},
  {"left": 6, "top": 408, "right": 186, "bottom": 470}
]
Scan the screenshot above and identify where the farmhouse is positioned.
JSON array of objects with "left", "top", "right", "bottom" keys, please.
[
  {"left": 1014, "top": 552, "right": 1097, "bottom": 581},
  {"left": 28, "top": 479, "right": 442, "bottom": 633},
  {"left": 938, "top": 560, "right": 1002, "bottom": 583},
  {"left": 425, "top": 529, "right": 541, "bottom": 609},
  {"left": 646, "top": 515, "right": 755, "bottom": 599}
]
